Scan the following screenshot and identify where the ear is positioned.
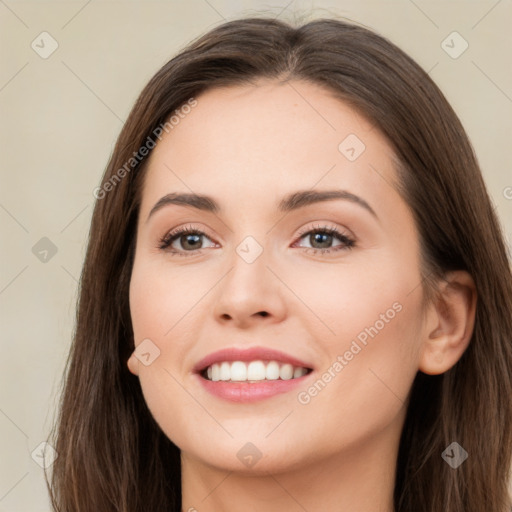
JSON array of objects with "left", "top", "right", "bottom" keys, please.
[
  {"left": 127, "top": 351, "right": 140, "bottom": 376},
  {"left": 419, "top": 271, "right": 477, "bottom": 375}
]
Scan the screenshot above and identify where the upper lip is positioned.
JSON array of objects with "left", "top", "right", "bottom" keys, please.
[{"left": 193, "top": 346, "right": 314, "bottom": 373}]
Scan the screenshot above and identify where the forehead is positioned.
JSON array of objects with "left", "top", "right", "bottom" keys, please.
[{"left": 140, "top": 79, "right": 398, "bottom": 217}]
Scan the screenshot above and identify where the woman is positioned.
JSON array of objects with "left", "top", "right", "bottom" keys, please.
[{"left": 46, "top": 16, "right": 512, "bottom": 512}]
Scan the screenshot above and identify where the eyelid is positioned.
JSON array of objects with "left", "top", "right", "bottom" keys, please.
[
  {"left": 291, "top": 222, "right": 355, "bottom": 251},
  {"left": 159, "top": 223, "right": 218, "bottom": 250},
  {"left": 294, "top": 221, "right": 354, "bottom": 240}
]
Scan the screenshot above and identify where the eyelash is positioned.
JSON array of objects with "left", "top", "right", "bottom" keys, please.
[{"left": 157, "top": 223, "right": 355, "bottom": 257}]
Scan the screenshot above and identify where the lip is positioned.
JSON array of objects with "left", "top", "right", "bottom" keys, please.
[
  {"left": 192, "top": 346, "right": 314, "bottom": 373},
  {"left": 196, "top": 375, "right": 312, "bottom": 403},
  {"left": 192, "top": 346, "right": 315, "bottom": 403}
]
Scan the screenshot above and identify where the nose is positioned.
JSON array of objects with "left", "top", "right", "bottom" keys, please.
[{"left": 213, "top": 246, "right": 287, "bottom": 329}]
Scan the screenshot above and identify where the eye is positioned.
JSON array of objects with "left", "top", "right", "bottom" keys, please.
[
  {"left": 158, "top": 223, "right": 355, "bottom": 257},
  {"left": 293, "top": 224, "right": 355, "bottom": 255},
  {"left": 158, "top": 224, "right": 216, "bottom": 256}
]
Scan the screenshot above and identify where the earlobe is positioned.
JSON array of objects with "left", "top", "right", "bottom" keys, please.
[
  {"left": 418, "top": 271, "right": 477, "bottom": 375},
  {"left": 127, "top": 352, "right": 140, "bottom": 376}
]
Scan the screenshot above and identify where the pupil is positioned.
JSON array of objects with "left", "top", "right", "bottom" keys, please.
[
  {"left": 182, "top": 234, "right": 201, "bottom": 250},
  {"left": 312, "top": 232, "right": 331, "bottom": 249}
]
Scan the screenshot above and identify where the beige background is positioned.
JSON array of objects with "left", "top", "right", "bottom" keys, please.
[{"left": 1, "top": 1, "right": 511, "bottom": 510}]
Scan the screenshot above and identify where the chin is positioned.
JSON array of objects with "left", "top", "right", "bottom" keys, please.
[{"left": 179, "top": 436, "right": 312, "bottom": 475}]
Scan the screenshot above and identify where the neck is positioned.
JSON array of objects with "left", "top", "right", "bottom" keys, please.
[{"left": 181, "top": 418, "right": 400, "bottom": 512}]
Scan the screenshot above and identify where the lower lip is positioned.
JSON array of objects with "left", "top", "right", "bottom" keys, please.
[{"left": 196, "top": 373, "right": 312, "bottom": 403}]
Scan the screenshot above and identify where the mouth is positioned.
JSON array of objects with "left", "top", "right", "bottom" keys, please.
[
  {"left": 193, "top": 346, "right": 314, "bottom": 402},
  {"left": 201, "top": 360, "right": 312, "bottom": 382}
]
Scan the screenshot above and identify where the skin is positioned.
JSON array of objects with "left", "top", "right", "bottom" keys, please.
[{"left": 127, "top": 79, "right": 476, "bottom": 512}]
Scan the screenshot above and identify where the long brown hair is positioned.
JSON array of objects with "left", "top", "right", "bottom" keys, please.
[{"left": 46, "top": 16, "right": 512, "bottom": 512}]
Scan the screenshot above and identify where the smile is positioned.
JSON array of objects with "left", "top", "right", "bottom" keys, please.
[
  {"left": 194, "top": 345, "right": 315, "bottom": 402},
  {"left": 203, "top": 360, "right": 311, "bottom": 382}
]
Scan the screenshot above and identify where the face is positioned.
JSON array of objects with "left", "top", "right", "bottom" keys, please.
[{"left": 128, "top": 79, "right": 428, "bottom": 473}]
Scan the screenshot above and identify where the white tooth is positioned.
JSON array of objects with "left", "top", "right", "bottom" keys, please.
[
  {"left": 220, "top": 362, "right": 231, "bottom": 381},
  {"left": 266, "top": 361, "right": 280, "bottom": 380},
  {"left": 293, "top": 367, "right": 307, "bottom": 378},
  {"left": 230, "top": 361, "right": 247, "bottom": 381},
  {"left": 280, "top": 363, "right": 294, "bottom": 380},
  {"left": 208, "top": 360, "right": 308, "bottom": 382},
  {"left": 247, "top": 360, "right": 266, "bottom": 381},
  {"left": 211, "top": 363, "right": 220, "bottom": 381}
]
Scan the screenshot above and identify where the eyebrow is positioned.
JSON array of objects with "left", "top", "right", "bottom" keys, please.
[{"left": 146, "top": 189, "right": 377, "bottom": 223}]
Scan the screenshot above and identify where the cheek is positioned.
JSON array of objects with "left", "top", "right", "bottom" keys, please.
[
  {"left": 288, "top": 249, "right": 424, "bottom": 429},
  {"left": 129, "top": 262, "right": 203, "bottom": 447},
  {"left": 292, "top": 273, "right": 424, "bottom": 446},
  {"left": 282, "top": 248, "right": 422, "bottom": 349},
  {"left": 129, "top": 258, "right": 209, "bottom": 342}
]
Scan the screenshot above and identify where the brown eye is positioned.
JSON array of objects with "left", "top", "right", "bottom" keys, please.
[
  {"left": 158, "top": 226, "right": 216, "bottom": 255},
  {"left": 295, "top": 226, "right": 355, "bottom": 253}
]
